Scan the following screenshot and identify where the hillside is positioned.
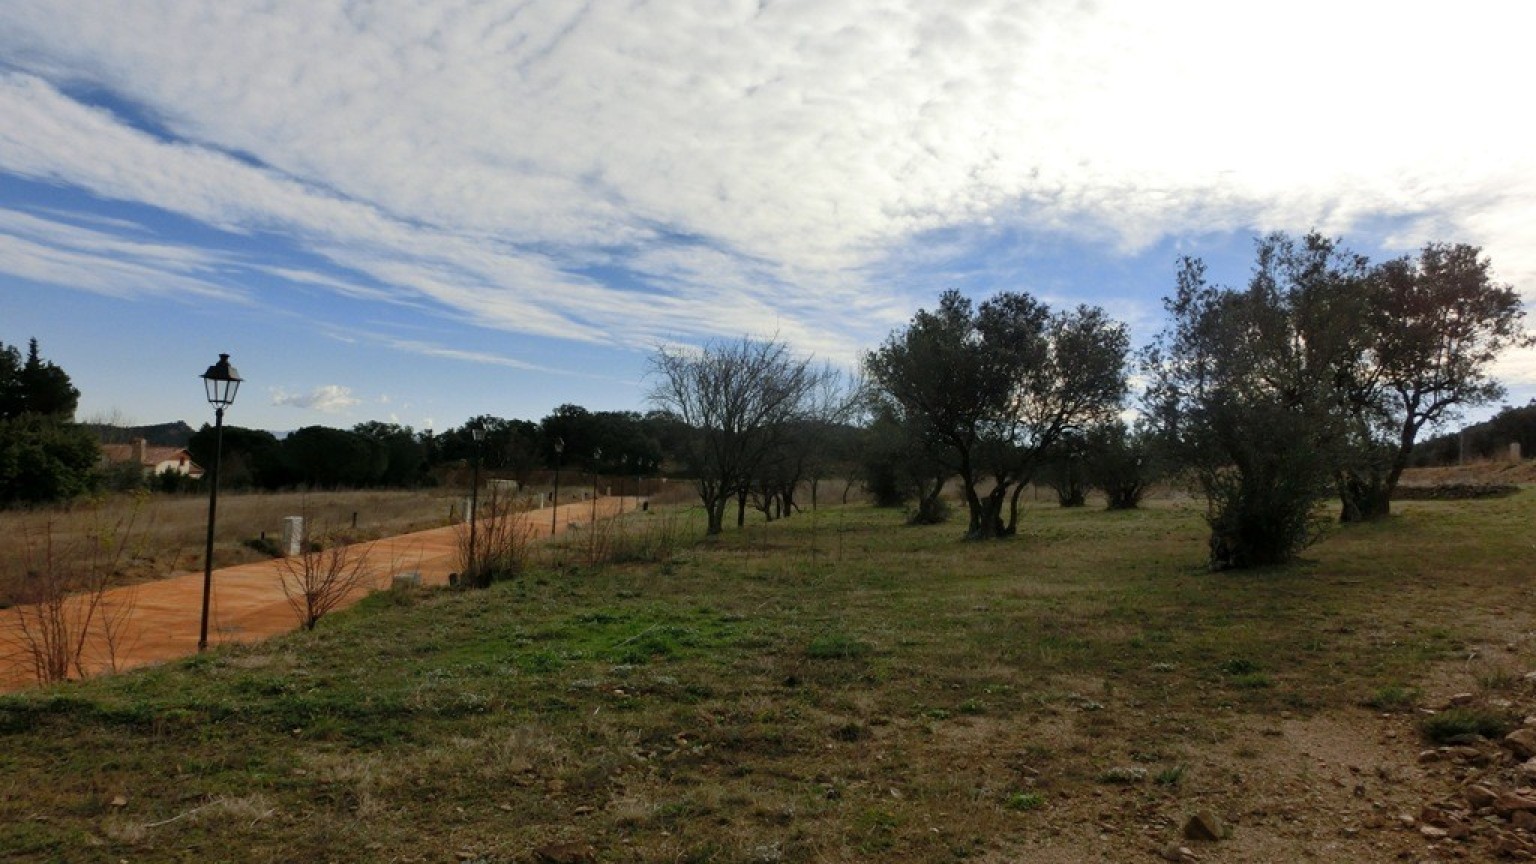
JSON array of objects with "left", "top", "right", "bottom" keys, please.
[{"left": 84, "top": 421, "right": 197, "bottom": 447}]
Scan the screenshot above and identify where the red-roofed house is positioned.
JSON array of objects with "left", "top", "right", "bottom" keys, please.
[{"left": 100, "top": 438, "right": 203, "bottom": 479}]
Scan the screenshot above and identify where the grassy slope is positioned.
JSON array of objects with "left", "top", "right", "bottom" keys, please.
[{"left": 1, "top": 493, "right": 1531, "bottom": 862}]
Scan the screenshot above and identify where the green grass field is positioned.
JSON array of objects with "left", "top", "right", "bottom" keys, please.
[{"left": 2, "top": 492, "right": 1532, "bottom": 862}]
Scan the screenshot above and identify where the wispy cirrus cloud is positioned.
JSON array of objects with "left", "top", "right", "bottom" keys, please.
[
  {"left": 0, "top": 206, "right": 246, "bottom": 300},
  {"left": 0, "top": 0, "right": 1531, "bottom": 372}
]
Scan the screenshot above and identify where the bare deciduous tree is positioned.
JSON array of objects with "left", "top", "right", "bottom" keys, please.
[
  {"left": 3, "top": 502, "right": 148, "bottom": 682},
  {"left": 649, "top": 337, "right": 836, "bottom": 536},
  {"left": 277, "top": 532, "right": 379, "bottom": 631}
]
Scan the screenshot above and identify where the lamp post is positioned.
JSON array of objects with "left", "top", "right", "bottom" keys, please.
[
  {"left": 198, "top": 353, "right": 241, "bottom": 653},
  {"left": 468, "top": 424, "right": 485, "bottom": 587},
  {"left": 550, "top": 437, "right": 564, "bottom": 536}
]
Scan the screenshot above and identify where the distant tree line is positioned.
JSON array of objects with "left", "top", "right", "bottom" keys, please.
[
  {"left": 1412, "top": 401, "right": 1536, "bottom": 467},
  {"left": 185, "top": 406, "right": 688, "bottom": 492}
]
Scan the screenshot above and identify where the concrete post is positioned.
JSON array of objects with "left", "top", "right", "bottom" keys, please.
[{"left": 282, "top": 516, "right": 304, "bottom": 557}]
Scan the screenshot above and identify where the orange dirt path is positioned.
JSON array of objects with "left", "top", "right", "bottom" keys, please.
[{"left": 0, "top": 497, "right": 631, "bottom": 692}]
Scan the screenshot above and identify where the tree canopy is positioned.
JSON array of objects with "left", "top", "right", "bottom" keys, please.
[{"left": 866, "top": 289, "right": 1128, "bottom": 539}]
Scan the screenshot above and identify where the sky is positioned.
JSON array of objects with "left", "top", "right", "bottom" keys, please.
[{"left": 2, "top": 1, "right": 1534, "bottom": 434}]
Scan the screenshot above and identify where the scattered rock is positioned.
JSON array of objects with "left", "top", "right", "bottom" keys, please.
[
  {"left": 1448, "top": 693, "right": 1476, "bottom": 707},
  {"left": 1420, "top": 824, "right": 1449, "bottom": 839},
  {"left": 1183, "top": 811, "right": 1225, "bottom": 842},
  {"left": 109, "top": 795, "right": 127, "bottom": 808}
]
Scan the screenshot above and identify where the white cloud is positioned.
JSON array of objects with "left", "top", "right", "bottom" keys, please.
[
  {"left": 270, "top": 384, "right": 361, "bottom": 414},
  {"left": 0, "top": 207, "right": 247, "bottom": 300},
  {"left": 0, "top": 0, "right": 1532, "bottom": 369}
]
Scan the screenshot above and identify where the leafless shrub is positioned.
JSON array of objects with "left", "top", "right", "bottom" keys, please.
[
  {"left": 1, "top": 497, "right": 150, "bottom": 683},
  {"left": 277, "top": 530, "right": 381, "bottom": 631},
  {"left": 456, "top": 486, "right": 537, "bottom": 588}
]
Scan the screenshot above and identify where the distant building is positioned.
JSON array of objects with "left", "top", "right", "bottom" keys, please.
[{"left": 100, "top": 438, "right": 204, "bottom": 479}]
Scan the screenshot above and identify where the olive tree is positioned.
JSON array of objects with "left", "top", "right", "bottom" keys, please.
[
  {"left": 1144, "top": 235, "right": 1366, "bottom": 569},
  {"left": 866, "top": 290, "right": 1128, "bottom": 540},
  {"left": 1333, "top": 243, "right": 1530, "bottom": 521}
]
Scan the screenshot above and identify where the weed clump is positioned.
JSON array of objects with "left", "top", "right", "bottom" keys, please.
[
  {"left": 1004, "top": 791, "right": 1045, "bottom": 811},
  {"left": 1419, "top": 707, "right": 1516, "bottom": 743},
  {"left": 1364, "top": 684, "right": 1420, "bottom": 712}
]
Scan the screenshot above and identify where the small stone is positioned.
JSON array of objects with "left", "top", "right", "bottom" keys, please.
[
  {"left": 1507, "top": 728, "right": 1536, "bottom": 760},
  {"left": 1183, "top": 811, "right": 1225, "bottom": 842},
  {"left": 1514, "top": 810, "right": 1536, "bottom": 831},
  {"left": 1521, "top": 759, "right": 1536, "bottom": 782},
  {"left": 1466, "top": 785, "right": 1498, "bottom": 809},
  {"left": 1448, "top": 693, "right": 1476, "bottom": 707},
  {"left": 109, "top": 795, "right": 127, "bottom": 808},
  {"left": 1419, "top": 750, "right": 1442, "bottom": 764},
  {"left": 1494, "top": 792, "right": 1536, "bottom": 815},
  {"left": 1420, "top": 824, "right": 1448, "bottom": 839},
  {"left": 1420, "top": 806, "right": 1448, "bottom": 826},
  {"left": 1448, "top": 746, "right": 1488, "bottom": 764},
  {"left": 1496, "top": 833, "right": 1536, "bottom": 857},
  {"left": 1160, "top": 843, "right": 1198, "bottom": 862}
]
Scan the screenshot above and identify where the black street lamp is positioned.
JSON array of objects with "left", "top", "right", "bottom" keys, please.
[
  {"left": 550, "top": 437, "right": 564, "bottom": 536},
  {"left": 468, "top": 424, "right": 485, "bottom": 586},
  {"left": 198, "top": 353, "right": 241, "bottom": 653}
]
